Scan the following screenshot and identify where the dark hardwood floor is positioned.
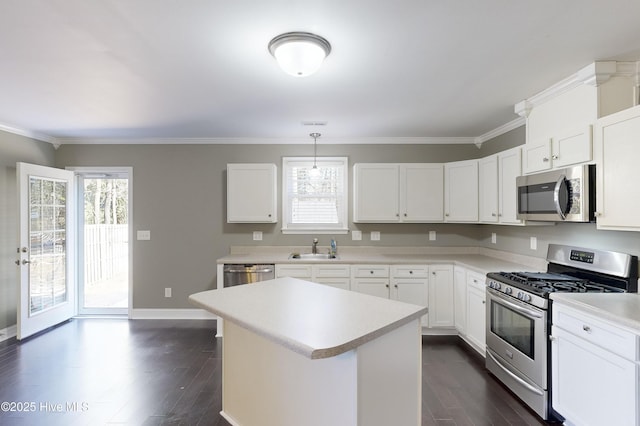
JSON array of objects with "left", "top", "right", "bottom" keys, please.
[{"left": 0, "top": 319, "right": 556, "bottom": 425}]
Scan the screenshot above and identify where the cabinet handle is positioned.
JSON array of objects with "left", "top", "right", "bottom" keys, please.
[
  {"left": 582, "top": 325, "right": 592, "bottom": 333},
  {"left": 542, "top": 157, "right": 549, "bottom": 162}
]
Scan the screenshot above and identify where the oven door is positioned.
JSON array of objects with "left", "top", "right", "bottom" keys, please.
[{"left": 486, "top": 288, "right": 548, "bottom": 388}]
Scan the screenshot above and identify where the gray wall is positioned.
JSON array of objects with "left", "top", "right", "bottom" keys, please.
[{"left": 0, "top": 132, "right": 56, "bottom": 329}]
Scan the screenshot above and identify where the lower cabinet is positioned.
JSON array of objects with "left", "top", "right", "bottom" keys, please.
[
  {"left": 276, "top": 264, "right": 350, "bottom": 290},
  {"left": 453, "top": 266, "right": 467, "bottom": 334},
  {"left": 551, "top": 303, "right": 639, "bottom": 426},
  {"left": 464, "top": 270, "right": 487, "bottom": 355},
  {"left": 427, "top": 265, "right": 454, "bottom": 328}
]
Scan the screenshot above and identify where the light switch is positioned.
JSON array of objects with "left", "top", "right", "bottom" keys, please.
[
  {"left": 253, "top": 231, "right": 263, "bottom": 241},
  {"left": 429, "top": 231, "right": 436, "bottom": 241},
  {"left": 352, "top": 230, "right": 362, "bottom": 241},
  {"left": 491, "top": 233, "right": 497, "bottom": 244},
  {"left": 371, "top": 231, "right": 380, "bottom": 241},
  {"left": 137, "top": 230, "right": 151, "bottom": 241},
  {"left": 530, "top": 236, "right": 537, "bottom": 250}
]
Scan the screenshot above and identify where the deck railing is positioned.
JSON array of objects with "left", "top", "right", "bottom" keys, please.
[{"left": 84, "top": 224, "right": 128, "bottom": 285}]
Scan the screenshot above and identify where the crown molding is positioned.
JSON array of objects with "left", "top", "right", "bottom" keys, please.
[
  {"left": 515, "top": 61, "right": 640, "bottom": 117},
  {"left": 473, "top": 117, "right": 525, "bottom": 148},
  {"left": 0, "top": 122, "right": 58, "bottom": 145}
]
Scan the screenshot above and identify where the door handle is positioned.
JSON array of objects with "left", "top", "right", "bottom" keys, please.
[{"left": 22, "top": 259, "right": 31, "bottom": 265}]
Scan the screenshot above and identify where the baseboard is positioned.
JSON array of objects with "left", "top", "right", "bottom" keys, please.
[
  {"left": 0, "top": 324, "right": 17, "bottom": 343},
  {"left": 129, "top": 308, "right": 217, "bottom": 320}
]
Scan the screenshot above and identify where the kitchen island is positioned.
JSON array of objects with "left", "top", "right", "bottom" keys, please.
[{"left": 189, "top": 277, "right": 427, "bottom": 426}]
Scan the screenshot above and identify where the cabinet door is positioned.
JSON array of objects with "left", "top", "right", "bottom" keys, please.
[
  {"left": 594, "top": 105, "right": 640, "bottom": 231},
  {"left": 351, "top": 279, "right": 390, "bottom": 298},
  {"left": 498, "top": 147, "right": 522, "bottom": 224},
  {"left": 400, "top": 164, "right": 444, "bottom": 222},
  {"left": 523, "top": 139, "right": 552, "bottom": 174},
  {"left": 478, "top": 155, "right": 498, "bottom": 223},
  {"left": 551, "top": 125, "right": 592, "bottom": 168},
  {"left": 428, "top": 265, "right": 454, "bottom": 328},
  {"left": 466, "top": 273, "right": 486, "bottom": 355},
  {"left": 444, "top": 160, "right": 478, "bottom": 222},
  {"left": 353, "top": 164, "right": 399, "bottom": 222},
  {"left": 392, "top": 278, "right": 428, "bottom": 326},
  {"left": 453, "top": 266, "right": 466, "bottom": 334},
  {"left": 227, "top": 164, "right": 277, "bottom": 222},
  {"left": 551, "top": 326, "right": 637, "bottom": 426},
  {"left": 275, "top": 264, "right": 312, "bottom": 279}
]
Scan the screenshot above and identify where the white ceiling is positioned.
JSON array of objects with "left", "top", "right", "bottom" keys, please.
[{"left": 1, "top": 0, "right": 640, "bottom": 144}]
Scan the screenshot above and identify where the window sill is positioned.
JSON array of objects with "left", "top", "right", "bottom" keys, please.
[{"left": 281, "top": 228, "right": 349, "bottom": 235}]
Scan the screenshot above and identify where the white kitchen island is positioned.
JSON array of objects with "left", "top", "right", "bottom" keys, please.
[{"left": 189, "top": 277, "right": 427, "bottom": 426}]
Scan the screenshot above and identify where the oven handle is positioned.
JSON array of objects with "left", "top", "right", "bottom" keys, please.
[
  {"left": 487, "top": 350, "right": 544, "bottom": 396},
  {"left": 487, "top": 289, "right": 543, "bottom": 319},
  {"left": 553, "top": 174, "right": 567, "bottom": 220}
]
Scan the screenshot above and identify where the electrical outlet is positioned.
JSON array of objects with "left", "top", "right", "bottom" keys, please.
[
  {"left": 371, "top": 231, "right": 380, "bottom": 241},
  {"left": 351, "top": 230, "right": 362, "bottom": 241},
  {"left": 530, "top": 236, "right": 537, "bottom": 250},
  {"left": 137, "top": 230, "right": 151, "bottom": 240},
  {"left": 429, "top": 231, "right": 436, "bottom": 241},
  {"left": 491, "top": 233, "right": 497, "bottom": 244},
  {"left": 253, "top": 231, "right": 263, "bottom": 241},
  {"left": 165, "top": 288, "right": 172, "bottom": 298}
]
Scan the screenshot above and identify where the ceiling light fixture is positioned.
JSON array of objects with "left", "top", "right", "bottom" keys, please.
[
  {"left": 309, "top": 132, "right": 322, "bottom": 177},
  {"left": 268, "top": 32, "right": 331, "bottom": 77}
]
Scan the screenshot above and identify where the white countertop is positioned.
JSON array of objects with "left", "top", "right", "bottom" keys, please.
[
  {"left": 216, "top": 246, "right": 548, "bottom": 275},
  {"left": 551, "top": 293, "right": 640, "bottom": 333},
  {"left": 189, "top": 277, "right": 428, "bottom": 359}
]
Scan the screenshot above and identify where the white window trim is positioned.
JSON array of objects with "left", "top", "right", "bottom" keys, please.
[{"left": 281, "top": 156, "right": 349, "bottom": 235}]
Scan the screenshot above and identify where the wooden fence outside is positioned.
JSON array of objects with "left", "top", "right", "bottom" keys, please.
[{"left": 84, "top": 224, "right": 128, "bottom": 285}]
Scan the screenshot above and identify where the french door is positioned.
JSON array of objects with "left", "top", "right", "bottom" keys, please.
[{"left": 17, "top": 162, "right": 76, "bottom": 340}]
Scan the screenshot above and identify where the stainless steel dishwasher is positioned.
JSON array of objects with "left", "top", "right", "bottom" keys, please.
[{"left": 223, "top": 264, "right": 275, "bottom": 287}]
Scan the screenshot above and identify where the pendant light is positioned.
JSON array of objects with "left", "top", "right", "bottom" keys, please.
[
  {"left": 309, "top": 132, "right": 321, "bottom": 178},
  {"left": 268, "top": 32, "right": 331, "bottom": 77}
]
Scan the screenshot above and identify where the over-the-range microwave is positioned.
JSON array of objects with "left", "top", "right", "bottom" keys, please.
[{"left": 516, "top": 164, "right": 595, "bottom": 222}]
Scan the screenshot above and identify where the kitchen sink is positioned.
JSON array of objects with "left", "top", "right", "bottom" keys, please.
[{"left": 289, "top": 253, "right": 339, "bottom": 260}]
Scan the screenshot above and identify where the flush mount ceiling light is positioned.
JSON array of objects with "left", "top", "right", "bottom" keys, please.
[{"left": 268, "top": 32, "right": 331, "bottom": 77}]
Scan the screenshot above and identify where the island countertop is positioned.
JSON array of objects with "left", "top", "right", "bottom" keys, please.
[{"left": 189, "top": 277, "right": 428, "bottom": 359}]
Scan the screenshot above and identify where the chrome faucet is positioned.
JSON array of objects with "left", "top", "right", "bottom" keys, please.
[{"left": 312, "top": 238, "right": 319, "bottom": 254}]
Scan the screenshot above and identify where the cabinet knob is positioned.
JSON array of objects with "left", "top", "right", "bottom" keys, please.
[
  {"left": 370, "top": 270, "right": 374, "bottom": 274},
  {"left": 394, "top": 284, "right": 398, "bottom": 288},
  {"left": 396, "top": 213, "right": 399, "bottom": 217},
  {"left": 409, "top": 270, "right": 413, "bottom": 274},
  {"left": 491, "top": 213, "right": 496, "bottom": 217},
  {"left": 268, "top": 214, "right": 272, "bottom": 217},
  {"left": 482, "top": 300, "right": 485, "bottom": 304},
  {"left": 445, "top": 213, "right": 449, "bottom": 217},
  {"left": 582, "top": 325, "right": 592, "bottom": 333},
  {"left": 385, "top": 284, "right": 389, "bottom": 288},
  {"left": 403, "top": 213, "right": 407, "bottom": 217},
  {"left": 542, "top": 157, "right": 549, "bottom": 162},
  {"left": 552, "top": 155, "right": 558, "bottom": 160}
]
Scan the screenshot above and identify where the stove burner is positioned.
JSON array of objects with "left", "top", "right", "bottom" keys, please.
[{"left": 487, "top": 271, "right": 624, "bottom": 297}]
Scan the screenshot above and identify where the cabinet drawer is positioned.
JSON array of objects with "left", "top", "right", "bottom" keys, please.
[
  {"left": 553, "top": 304, "right": 638, "bottom": 361},
  {"left": 466, "top": 271, "right": 486, "bottom": 292},
  {"left": 314, "top": 277, "right": 350, "bottom": 291},
  {"left": 313, "top": 264, "right": 351, "bottom": 278},
  {"left": 275, "top": 264, "right": 312, "bottom": 278},
  {"left": 351, "top": 265, "right": 390, "bottom": 278},
  {"left": 391, "top": 265, "right": 429, "bottom": 278}
]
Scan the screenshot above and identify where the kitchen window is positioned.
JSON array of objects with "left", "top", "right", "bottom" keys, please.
[{"left": 282, "top": 157, "right": 348, "bottom": 234}]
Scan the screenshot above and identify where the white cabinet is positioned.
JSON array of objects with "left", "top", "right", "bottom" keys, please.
[
  {"left": 465, "top": 271, "right": 486, "bottom": 355},
  {"left": 353, "top": 163, "right": 443, "bottom": 222},
  {"left": 480, "top": 147, "right": 523, "bottom": 224},
  {"left": 276, "top": 264, "right": 351, "bottom": 290},
  {"left": 227, "top": 163, "right": 277, "bottom": 223},
  {"left": 453, "top": 266, "right": 466, "bottom": 334},
  {"left": 444, "top": 160, "right": 478, "bottom": 222},
  {"left": 391, "top": 265, "right": 429, "bottom": 326},
  {"left": 523, "top": 126, "right": 592, "bottom": 174},
  {"left": 594, "top": 104, "right": 640, "bottom": 232},
  {"left": 551, "top": 304, "right": 639, "bottom": 426},
  {"left": 428, "top": 265, "right": 454, "bottom": 328}
]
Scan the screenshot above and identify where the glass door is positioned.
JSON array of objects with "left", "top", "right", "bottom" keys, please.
[
  {"left": 74, "top": 168, "right": 131, "bottom": 316},
  {"left": 17, "top": 163, "right": 76, "bottom": 340}
]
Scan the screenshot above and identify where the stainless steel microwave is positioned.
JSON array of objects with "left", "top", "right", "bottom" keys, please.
[{"left": 516, "top": 164, "right": 595, "bottom": 222}]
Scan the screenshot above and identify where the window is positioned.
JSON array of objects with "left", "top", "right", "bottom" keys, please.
[{"left": 282, "top": 157, "right": 348, "bottom": 234}]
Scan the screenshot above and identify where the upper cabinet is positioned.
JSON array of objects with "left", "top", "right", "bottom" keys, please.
[
  {"left": 594, "top": 104, "right": 640, "bottom": 232},
  {"left": 227, "top": 163, "right": 277, "bottom": 223},
  {"left": 516, "top": 62, "right": 638, "bottom": 174},
  {"left": 353, "top": 163, "right": 443, "bottom": 223},
  {"left": 444, "top": 160, "right": 478, "bottom": 222},
  {"left": 479, "top": 147, "right": 523, "bottom": 224}
]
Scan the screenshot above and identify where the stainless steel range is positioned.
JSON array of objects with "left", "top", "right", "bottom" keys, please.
[{"left": 485, "top": 244, "right": 638, "bottom": 421}]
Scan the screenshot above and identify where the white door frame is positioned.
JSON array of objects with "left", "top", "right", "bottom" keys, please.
[{"left": 68, "top": 167, "right": 133, "bottom": 318}]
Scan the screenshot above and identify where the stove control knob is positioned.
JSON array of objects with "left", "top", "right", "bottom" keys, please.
[
  {"left": 494, "top": 282, "right": 501, "bottom": 290},
  {"left": 517, "top": 292, "right": 523, "bottom": 300},
  {"left": 505, "top": 287, "right": 512, "bottom": 295},
  {"left": 523, "top": 294, "right": 532, "bottom": 302}
]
